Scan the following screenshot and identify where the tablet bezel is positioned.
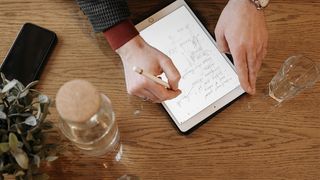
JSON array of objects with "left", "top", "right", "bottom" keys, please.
[{"left": 135, "top": 0, "right": 245, "bottom": 133}]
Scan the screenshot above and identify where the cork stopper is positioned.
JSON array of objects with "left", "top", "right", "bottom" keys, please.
[{"left": 56, "top": 79, "right": 101, "bottom": 123}]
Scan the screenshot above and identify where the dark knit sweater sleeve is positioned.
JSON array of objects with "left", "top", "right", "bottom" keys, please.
[{"left": 75, "top": 0, "right": 131, "bottom": 32}]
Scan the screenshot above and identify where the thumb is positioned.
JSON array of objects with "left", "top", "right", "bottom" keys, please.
[{"left": 159, "top": 56, "right": 181, "bottom": 90}]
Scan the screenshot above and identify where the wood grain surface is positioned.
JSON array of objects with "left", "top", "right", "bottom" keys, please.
[{"left": 1, "top": 0, "right": 320, "bottom": 179}]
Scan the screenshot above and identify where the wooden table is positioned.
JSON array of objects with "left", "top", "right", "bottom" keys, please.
[{"left": 1, "top": 0, "right": 320, "bottom": 179}]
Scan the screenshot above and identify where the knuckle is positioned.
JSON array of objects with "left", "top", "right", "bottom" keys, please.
[
  {"left": 250, "top": 69, "right": 257, "bottom": 76},
  {"left": 140, "top": 78, "right": 149, "bottom": 87},
  {"left": 172, "top": 74, "right": 181, "bottom": 82},
  {"left": 247, "top": 42, "right": 256, "bottom": 50},
  {"left": 161, "top": 95, "right": 169, "bottom": 101},
  {"left": 234, "top": 44, "right": 245, "bottom": 55},
  {"left": 161, "top": 58, "right": 172, "bottom": 66},
  {"left": 249, "top": 60, "right": 257, "bottom": 68},
  {"left": 158, "top": 93, "right": 168, "bottom": 101},
  {"left": 256, "top": 63, "right": 262, "bottom": 71},
  {"left": 177, "top": 73, "right": 182, "bottom": 81}
]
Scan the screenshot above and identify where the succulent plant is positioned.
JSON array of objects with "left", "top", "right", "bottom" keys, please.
[{"left": 0, "top": 73, "right": 58, "bottom": 180}]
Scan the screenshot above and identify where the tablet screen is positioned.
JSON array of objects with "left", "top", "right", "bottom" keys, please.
[{"left": 140, "top": 6, "right": 240, "bottom": 124}]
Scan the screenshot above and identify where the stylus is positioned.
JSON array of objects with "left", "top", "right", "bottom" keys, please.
[{"left": 133, "top": 66, "right": 171, "bottom": 89}]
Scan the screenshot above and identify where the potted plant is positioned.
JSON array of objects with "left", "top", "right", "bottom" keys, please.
[{"left": 0, "top": 73, "right": 58, "bottom": 180}]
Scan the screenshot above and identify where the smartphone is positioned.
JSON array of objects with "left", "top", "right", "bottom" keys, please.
[{"left": 0, "top": 23, "right": 57, "bottom": 86}]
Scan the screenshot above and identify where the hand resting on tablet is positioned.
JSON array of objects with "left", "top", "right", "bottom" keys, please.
[{"left": 215, "top": 0, "right": 268, "bottom": 95}]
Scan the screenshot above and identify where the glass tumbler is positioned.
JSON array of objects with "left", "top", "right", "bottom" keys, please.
[{"left": 269, "top": 55, "right": 320, "bottom": 102}]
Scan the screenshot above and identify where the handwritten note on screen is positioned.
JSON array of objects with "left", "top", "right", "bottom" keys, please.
[{"left": 140, "top": 6, "right": 240, "bottom": 124}]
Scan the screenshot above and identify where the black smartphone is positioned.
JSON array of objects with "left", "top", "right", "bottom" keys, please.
[{"left": 0, "top": 23, "right": 57, "bottom": 86}]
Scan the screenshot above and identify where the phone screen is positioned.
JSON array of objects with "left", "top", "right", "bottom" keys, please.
[{"left": 1, "top": 23, "right": 57, "bottom": 86}]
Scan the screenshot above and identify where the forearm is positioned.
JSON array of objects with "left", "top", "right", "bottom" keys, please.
[
  {"left": 75, "top": 0, "right": 139, "bottom": 50},
  {"left": 75, "top": 0, "right": 130, "bottom": 32}
]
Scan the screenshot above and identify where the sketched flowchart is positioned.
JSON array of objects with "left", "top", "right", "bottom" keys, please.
[{"left": 164, "top": 24, "right": 233, "bottom": 109}]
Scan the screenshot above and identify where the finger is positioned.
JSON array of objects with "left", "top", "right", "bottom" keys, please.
[
  {"left": 159, "top": 57, "right": 181, "bottom": 90},
  {"left": 147, "top": 81, "right": 182, "bottom": 102},
  {"left": 247, "top": 51, "right": 258, "bottom": 94},
  {"left": 262, "top": 43, "right": 268, "bottom": 60},
  {"left": 215, "top": 30, "right": 230, "bottom": 53},
  {"left": 140, "top": 89, "right": 160, "bottom": 103},
  {"left": 230, "top": 46, "right": 253, "bottom": 94},
  {"left": 257, "top": 45, "right": 266, "bottom": 70},
  {"left": 135, "top": 89, "right": 159, "bottom": 103},
  {"left": 127, "top": 80, "right": 159, "bottom": 102}
]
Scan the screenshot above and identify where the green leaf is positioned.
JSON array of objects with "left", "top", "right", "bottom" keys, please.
[
  {"left": 24, "top": 81, "right": 38, "bottom": 90},
  {"left": 16, "top": 81, "right": 25, "bottom": 91},
  {"left": 2, "top": 79, "right": 18, "bottom": 93},
  {"left": 32, "top": 145, "right": 42, "bottom": 152},
  {"left": 0, "top": 133, "right": 8, "bottom": 142},
  {"left": 45, "top": 156, "right": 58, "bottom": 162},
  {"left": 24, "top": 116, "right": 37, "bottom": 126},
  {"left": 0, "top": 143, "right": 9, "bottom": 153},
  {"left": 38, "top": 95, "right": 49, "bottom": 104},
  {"left": 1, "top": 163, "right": 13, "bottom": 172},
  {"left": 14, "top": 124, "right": 22, "bottom": 135},
  {"left": 26, "top": 131, "right": 34, "bottom": 141},
  {"left": 33, "top": 154, "right": 41, "bottom": 168},
  {"left": 6, "top": 95, "right": 16, "bottom": 103},
  {"left": 0, "top": 159, "right": 4, "bottom": 170},
  {"left": 11, "top": 148, "right": 29, "bottom": 169},
  {"left": 17, "top": 141, "right": 24, "bottom": 149},
  {"left": 19, "top": 89, "right": 29, "bottom": 98},
  {"left": 0, "top": 111, "right": 6, "bottom": 119},
  {"left": 36, "top": 104, "right": 41, "bottom": 120},
  {"left": 0, "top": 73, "right": 8, "bottom": 85},
  {"left": 9, "top": 133, "right": 19, "bottom": 152},
  {"left": 0, "top": 104, "right": 4, "bottom": 112},
  {"left": 8, "top": 113, "right": 32, "bottom": 118},
  {"left": 14, "top": 170, "right": 25, "bottom": 177}
]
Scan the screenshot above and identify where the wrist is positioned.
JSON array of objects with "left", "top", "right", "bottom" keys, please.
[
  {"left": 228, "top": 0, "right": 265, "bottom": 15},
  {"left": 229, "top": 0, "right": 269, "bottom": 10},
  {"left": 116, "top": 35, "right": 145, "bottom": 62},
  {"left": 230, "top": 0, "right": 269, "bottom": 10}
]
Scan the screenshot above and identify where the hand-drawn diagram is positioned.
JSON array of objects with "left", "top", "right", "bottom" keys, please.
[{"left": 164, "top": 24, "right": 234, "bottom": 109}]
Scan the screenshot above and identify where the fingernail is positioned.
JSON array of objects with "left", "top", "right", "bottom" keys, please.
[
  {"left": 249, "top": 86, "right": 256, "bottom": 95},
  {"left": 251, "top": 88, "right": 256, "bottom": 95}
]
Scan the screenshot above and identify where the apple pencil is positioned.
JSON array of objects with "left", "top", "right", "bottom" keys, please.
[{"left": 133, "top": 66, "right": 171, "bottom": 89}]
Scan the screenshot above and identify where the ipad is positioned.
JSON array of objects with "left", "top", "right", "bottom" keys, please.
[{"left": 136, "top": 0, "right": 245, "bottom": 133}]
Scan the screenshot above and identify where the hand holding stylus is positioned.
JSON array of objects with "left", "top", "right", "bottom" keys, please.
[
  {"left": 133, "top": 66, "right": 170, "bottom": 89},
  {"left": 116, "top": 36, "right": 181, "bottom": 103}
]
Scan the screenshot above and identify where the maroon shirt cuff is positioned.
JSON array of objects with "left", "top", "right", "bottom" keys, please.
[{"left": 103, "top": 19, "right": 139, "bottom": 51}]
